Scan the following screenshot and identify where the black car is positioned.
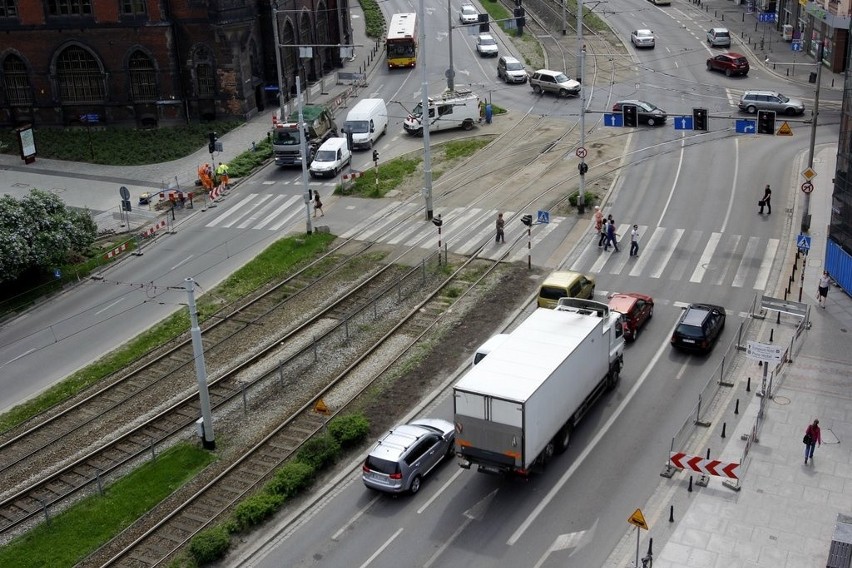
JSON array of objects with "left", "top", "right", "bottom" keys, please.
[
  {"left": 612, "top": 100, "right": 667, "bottom": 126},
  {"left": 671, "top": 304, "right": 726, "bottom": 352}
]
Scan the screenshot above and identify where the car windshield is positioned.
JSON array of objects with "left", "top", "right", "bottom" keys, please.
[
  {"left": 315, "top": 150, "right": 336, "bottom": 161},
  {"left": 506, "top": 62, "right": 524, "bottom": 71},
  {"left": 345, "top": 120, "right": 369, "bottom": 133},
  {"left": 480, "top": 37, "right": 496, "bottom": 45},
  {"left": 778, "top": 94, "right": 790, "bottom": 102},
  {"left": 554, "top": 73, "right": 570, "bottom": 83},
  {"left": 462, "top": 6, "right": 475, "bottom": 14}
]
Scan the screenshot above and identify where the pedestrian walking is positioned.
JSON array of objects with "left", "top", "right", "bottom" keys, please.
[
  {"left": 593, "top": 206, "right": 604, "bottom": 246},
  {"left": 629, "top": 224, "right": 640, "bottom": 257},
  {"left": 758, "top": 184, "right": 772, "bottom": 214},
  {"left": 495, "top": 212, "right": 505, "bottom": 243},
  {"left": 803, "top": 419, "right": 822, "bottom": 464},
  {"left": 598, "top": 213, "right": 612, "bottom": 247},
  {"left": 604, "top": 219, "right": 620, "bottom": 252},
  {"left": 818, "top": 270, "right": 831, "bottom": 308},
  {"left": 313, "top": 192, "right": 324, "bottom": 217}
]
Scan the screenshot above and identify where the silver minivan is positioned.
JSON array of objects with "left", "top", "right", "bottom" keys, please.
[
  {"left": 706, "top": 27, "right": 731, "bottom": 47},
  {"left": 497, "top": 55, "right": 527, "bottom": 83}
]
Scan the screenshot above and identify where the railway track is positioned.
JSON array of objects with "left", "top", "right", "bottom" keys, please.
[{"left": 99, "top": 249, "right": 510, "bottom": 567}]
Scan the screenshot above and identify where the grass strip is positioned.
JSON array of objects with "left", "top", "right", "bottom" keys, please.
[{"left": 0, "top": 443, "right": 214, "bottom": 568}]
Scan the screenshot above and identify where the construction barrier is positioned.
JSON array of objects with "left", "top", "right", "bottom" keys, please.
[
  {"left": 140, "top": 219, "right": 167, "bottom": 238},
  {"left": 668, "top": 452, "right": 740, "bottom": 480},
  {"left": 103, "top": 242, "right": 128, "bottom": 260}
]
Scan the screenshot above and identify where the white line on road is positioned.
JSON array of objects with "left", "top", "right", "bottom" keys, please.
[
  {"left": 331, "top": 494, "right": 381, "bottom": 541},
  {"left": 170, "top": 255, "right": 194, "bottom": 271},
  {"left": 358, "top": 527, "right": 403, "bottom": 568},
  {"left": 0, "top": 347, "right": 36, "bottom": 369},
  {"left": 506, "top": 319, "right": 681, "bottom": 546},
  {"left": 95, "top": 297, "right": 124, "bottom": 315},
  {"left": 417, "top": 467, "right": 464, "bottom": 515}
]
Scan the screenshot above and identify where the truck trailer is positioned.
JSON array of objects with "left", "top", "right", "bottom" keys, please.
[{"left": 454, "top": 298, "right": 624, "bottom": 475}]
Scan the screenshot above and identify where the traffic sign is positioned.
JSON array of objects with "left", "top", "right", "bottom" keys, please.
[
  {"left": 735, "top": 119, "right": 756, "bottom": 134},
  {"left": 628, "top": 508, "right": 648, "bottom": 530},
  {"left": 758, "top": 12, "right": 776, "bottom": 22},
  {"left": 576, "top": 147, "right": 587, "bottom": 158},
  {"left": 797, "top": 234, "right": 812, "bottom": 250},
  {"left": 119, "top": 185, "right": 130, "bottom": 200},
  {"left": 674, "top": 116, "right": 693, "bottom": 130},
  {"left": 792, "top": 39, "right": 803, "bottom": 52},
  {"left": 777, "top": 121, "right": 793, "bottom": 136},
  {"left": 802, "top": 167, "right": 817, "bottom": 181},
  {"left": 746, "top": 341, "right": 784, "bottom": 364},
  {"left": 801, "top": 182, "right": 814, "bottom": 194},
  {"left": 537, "top": 210, "right": 550, "bottom": 224},
  {"left": 603, "top": 113, "right": 623, "bottom": 127}
]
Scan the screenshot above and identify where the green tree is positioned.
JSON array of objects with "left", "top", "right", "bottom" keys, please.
[{"left": 0, "top": 189, "right": 97, "bottom": 282}]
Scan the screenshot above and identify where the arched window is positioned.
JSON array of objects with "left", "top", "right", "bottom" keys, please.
[
  {"left": 282, "top": 20, "right": 297, "bottom": 85},
  {"left": 3, "top": 54, "right": 32, "bottom": 105},
  {"left": 56, "top": 45, "right": 104, "bottom": 102},
  {"left": 193, "top": 47, "right": 215, "bottom": 97},
  {"left": 128, "top": 50, "right": 156, "bottom": 100}
]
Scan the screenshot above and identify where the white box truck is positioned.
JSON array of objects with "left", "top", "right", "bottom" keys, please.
[{"left": 454, "top": 298, "right": 624, "bottom": 476}]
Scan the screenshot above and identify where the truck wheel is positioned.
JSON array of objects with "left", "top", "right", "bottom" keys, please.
[
  {"left": 606, "top": 368, "right": 620, "bottom": 391},
  {"left": 554, "top": 423, "right": 573, "bottom": 455},
  {"left": 462, "top": 119, "right": 474, "bottom": 131},
  {"left": 409, "top": 475, "right": 422, "bottom": 494},
  {"left": 415, "top": 128, "right": 424, "bottom": 137}
]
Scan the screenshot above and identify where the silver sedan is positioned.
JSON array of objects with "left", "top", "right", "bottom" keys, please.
[{"left": 631, "top": 29, "right": 656, "bottom": 48}]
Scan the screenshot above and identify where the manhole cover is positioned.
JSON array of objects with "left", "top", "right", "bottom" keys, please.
[{"left": 773, "top": 395, "right": 791, "bottom": 405}]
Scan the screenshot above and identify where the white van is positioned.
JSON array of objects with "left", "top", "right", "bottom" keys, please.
[
  {"left": 403, "top": 88, "right": 480, "bottom": 136},
  {"left": 309, "top": 137, "right": 351, "bottom": 178},
  {"left": 472, "top": 334, "right": 509, "bottom": 366},
  {"left": 343, "top": 98, "right": 388, "bottom": 150}
]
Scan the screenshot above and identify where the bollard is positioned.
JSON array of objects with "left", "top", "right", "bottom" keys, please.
[
  {"left": 669, "top": 505, "right": 675, "bottom": 522},
  {"left": 688, "top": 476, "right": 694, "bottom": 492},
  {"left": 784, "top": 287, "right": 789, "bottom": 300},
  {"left": 747, "top": 377, "right": 751, "bottom": 392},
  {"left": 776, "top": 310, "right": 781, "bottom": 324},
  {"left": 770, "top": 328, "right": 774, "bottom": 342},
  {"left": 721, "top": 422, "right": 727, "bottom": 438},
  {"left": 706, "top": 448, "right": 711, "bottom": 459},
  {"left": 735, "top": 398, "right": 740, "bottom": 414}
]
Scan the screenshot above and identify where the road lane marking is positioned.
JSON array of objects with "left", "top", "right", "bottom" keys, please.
[
  {"left": 95, "top": 297, "right": 124, "bottom": 315},
  {"left": 358, "top": 527, "right": 403, "bottom": 568},
  {"left": 170, "top": 255, "right": 194, "bottom": 271},
  {"left": 331, "top": 493, "right": 381, "bottom": 541},
  {"left": 417, "top": 467, "right": 464, "bottom": 515},
  {"left": 690, "top": 232, "right": 721, "bottom": 283}
]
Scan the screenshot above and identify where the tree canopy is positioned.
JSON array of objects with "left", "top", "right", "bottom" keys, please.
[{"left": 0, "top": 189, "right": 97, "bottom": 282}]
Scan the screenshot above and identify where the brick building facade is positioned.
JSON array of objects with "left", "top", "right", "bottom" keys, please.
[{"left": 0, "top": 0, "right": 349, "bottom": 127}]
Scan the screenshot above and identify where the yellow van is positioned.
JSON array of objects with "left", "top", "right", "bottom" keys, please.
[{"left": 537, "top": 270, "right": 596, "bottom": 308}]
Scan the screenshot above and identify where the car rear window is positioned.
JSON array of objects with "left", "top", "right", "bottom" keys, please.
[
  {"left": 365, "top": 456, "right": 400, "bottom": 475},
  {"left": 540, "top": 286, "right": 567, "bottom": 301},
  {"left": 675, "top": 324, "right": 704, "bottom": 339},
  {"left": 717, "top": 31, "right": 730, "bottom": 38}
]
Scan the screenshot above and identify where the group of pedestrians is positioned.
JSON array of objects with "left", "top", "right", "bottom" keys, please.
[{"left": 594, "top": 206, "right": 640, "bottom": 256}]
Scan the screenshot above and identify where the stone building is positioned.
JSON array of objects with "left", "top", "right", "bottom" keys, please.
[{"left": 0, "top": 0, "right": 350, "bottom": 127}]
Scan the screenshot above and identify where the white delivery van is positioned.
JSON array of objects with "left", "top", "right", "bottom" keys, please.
[
  {"left": 309, "top": 137, "right": 351, "bottom": 178},
  {"left": 343, "top": 98, "right": 388, "bottom": 150}
]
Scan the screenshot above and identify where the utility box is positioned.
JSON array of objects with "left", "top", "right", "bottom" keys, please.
[
  {"left": 782, "top": 24, "right": 794, "bottom": 41},
  {"left": 827, "top": 513, "right": 852, "bottom": 568}
]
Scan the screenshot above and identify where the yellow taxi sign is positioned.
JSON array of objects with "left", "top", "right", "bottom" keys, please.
[
  {"left": 777, "top": 121, "right": 793, "bottom": 136},
  {"left": 628, "top": 508, "right": 649, "bottom": 530}
]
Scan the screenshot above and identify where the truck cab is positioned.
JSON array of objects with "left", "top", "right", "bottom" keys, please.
[
  {"left": 403, "top": 89, "right": 480, "bottom": 136},
  {"left": 271, "top": 105, "right": 338, "bottom": 167}
]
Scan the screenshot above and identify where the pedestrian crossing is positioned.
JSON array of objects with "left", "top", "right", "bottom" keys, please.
[{"left": 204, "top": 194, "right": 779, "bottom": 291}]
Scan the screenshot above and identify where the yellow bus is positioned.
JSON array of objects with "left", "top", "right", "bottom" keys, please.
[{"left": 387, "top": 13, "right": 417, "bottom": 69}]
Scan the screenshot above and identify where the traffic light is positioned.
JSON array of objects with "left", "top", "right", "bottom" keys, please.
[
  {"left": 692, "top": 108, "right": 708, "bottom": 131},
  {"left": 478, "top": 13, "right": 489, "bottom": 33},
  {"left": 514, "top": 6, "right": 525, "bottom": 28},
  {"left": 372, "top": 149, "right": 379, "bottom": 163},
  {"left": 208, "top": 131, "right": 217, "bottom": 154},
  {"left": 578, "top": 162, "right": 588, "bottom": 175},
  {"left": 757, "top": 110, "right": 776, "bottom": 135},
  {"left": 622, "top": 105, "right": 638, "bottom": 128}
]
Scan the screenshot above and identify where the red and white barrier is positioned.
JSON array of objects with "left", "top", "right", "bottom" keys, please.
[
  {"left": 669, "top": 452, "right": 740, "bottom": 480},
  {"left": 341, "top": 171, "right": 363, "bottom": 182},
  {"left": 140, "top": 219, "right": 167, "bottom": 238},
  {"left": 103, "top": 243, "right": 128, "bottom": 260},
  {"left": 210, "top": 183, "right": 226, "bottom": 201}
]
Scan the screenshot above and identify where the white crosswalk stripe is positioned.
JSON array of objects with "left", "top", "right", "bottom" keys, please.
[{"left": 204, "top": 197, "right": 778, "bottom": 291}]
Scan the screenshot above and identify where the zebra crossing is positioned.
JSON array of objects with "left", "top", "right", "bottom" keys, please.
[{"left": 204, "top": 195, "right": 779, "bottom": 290}]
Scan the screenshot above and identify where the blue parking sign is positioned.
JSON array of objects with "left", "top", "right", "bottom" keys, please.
[{"left": 603, "top": 113, "right": 623, "bottom": 127}]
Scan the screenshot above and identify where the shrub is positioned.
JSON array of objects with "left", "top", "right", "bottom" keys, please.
[
  {"left": 227, "top": 138, "right": 272, "bottom": 178},
  {"left": 188, "top": 525, "right": 231, "bottom": 564},
  {"left": 231, "top": 492, "right": 285, "bottom": 532},
  {"left": 297, "top": 434, "right": 341, "bottom": 469},
  {"left": 328, "top": 412, "right": 370, "bottom": 449},
  {"left": 568, "top": 191, "right": 597, "bottom": 208},
  {"left": 267, "top": 461, "right": 316, "bottom": 498}
]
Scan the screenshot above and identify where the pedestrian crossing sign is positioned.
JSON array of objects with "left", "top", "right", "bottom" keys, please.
[
  {"left": 797, "top": 234, "right": 811, "bottom": 251},
  {"left": 537, "top": 210, "right": 550, "bottom": 224}
]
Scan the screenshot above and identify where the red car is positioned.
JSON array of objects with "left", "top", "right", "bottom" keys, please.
[
  {"left": 706, "top": 52, "right": 749, "bottom": 77},
  {"left": 608, "top": 293, "right": 654, "bottom": 341}
]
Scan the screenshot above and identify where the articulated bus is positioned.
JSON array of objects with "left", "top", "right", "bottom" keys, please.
[{"left": 387, "top": 13, "right": 417, "bottom": 68}]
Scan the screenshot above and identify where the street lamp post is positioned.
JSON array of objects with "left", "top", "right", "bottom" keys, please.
[
  {"left": 802, "top": 46, "right": 823, "bottom": 233},
  {"left": 271, "top": 2, "right": 286, "bottom": 118},
  {"left": 447, "top": 0, "right": 455, "bottom": 91},
  {"left": 419, "top": 0, "right": 434, "bottom": 220},
  {"left": 576, "top": 0, "right": 586, "bottom": 214}
]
